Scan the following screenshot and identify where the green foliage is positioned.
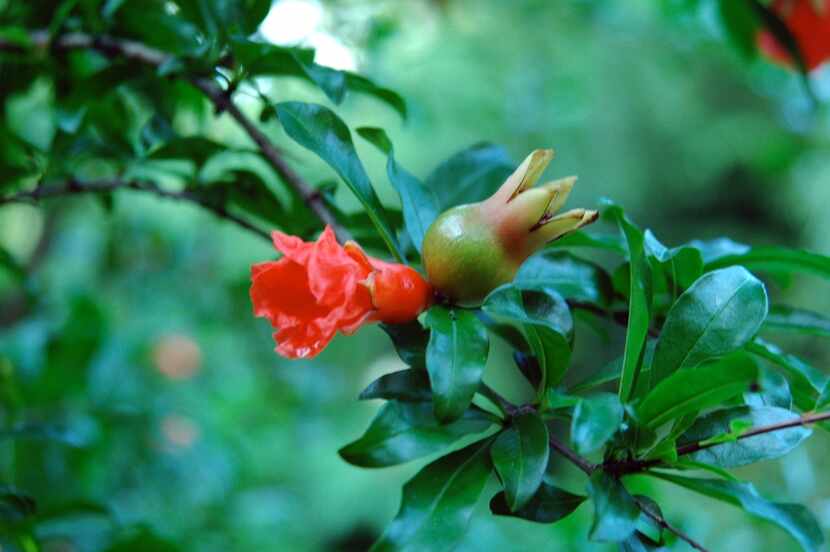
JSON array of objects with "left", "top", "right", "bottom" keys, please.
[{"left": 1, "top": 0, "right": 829, "bottom": 550}]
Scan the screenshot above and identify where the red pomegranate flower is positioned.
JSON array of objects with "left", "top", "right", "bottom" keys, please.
[
  {"left": 757, "top": 0, "right": 830, "bottom": 71},
  {"left": 251, "top": 226, "right": 433, "bottom": 359}
]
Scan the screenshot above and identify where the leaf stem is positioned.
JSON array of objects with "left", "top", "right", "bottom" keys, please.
[{"left": 632, "top": 496, "right": 710, "bottom": 552}]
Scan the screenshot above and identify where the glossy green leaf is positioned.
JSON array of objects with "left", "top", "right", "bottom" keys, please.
[
  {"left": 516, "top": 251, "right": 614, "bottom": 307},
  {"left": 424, "top": 306, "right": 490, "bottom": 422},
  {"left": 606, "top": 205, "right": 652, "bottom": 402},
  {"left": 372, "top": 438, "right": 493, "bottom": 552},
  {"left": 570, "top": 393, "right": 624, "bottom": 455},
  {"left": 636, "top": 353, "right": 758, "bottom": 429},
  {"left": 678, "top": 406, "right": 811, "bottom": 468},
  {"left": 357, "top": 127, "right": 439, "bottom": 253},
  {"left": 359, "top": 369, "right": 432, "bottom": 402},
  {"left": 380, "top": 321, "right": 430, "bottom": 369},
  {"left": 490, "top": 483, "right": 586, "bottom": 524},
  {"left": 549, "top": 230, "right": 626, "bottom": 254},
  {"left": 423, "top": 142, "right": 514, "bottom": 210},
  {"left": 745, "top": 366, "right": 792, "bottom": 410},
  {"left": 275, "top": 101, "right": 403, "bottom": 261},
  {"left": 586, "top": 471, "right": 639, "bottom": 542},
  {"left": 763, "top": 305, "right": 830, "bottom": 338},
  {"left": 695, "top": 238, "right": 830, "bottom": 281},
  {"left": 338, "top": 401, "right": 493, "bottom": 467},
  {"left": 747, "top": 338, "right": 826, "bottom": 410},
  {"left": 649, "top": 266, "right": 768, "bottom": 390},
  {"left": 483, "top": 284, "right": 573, "bottom": 392},
  {"left": 491, "top": 413, "right": 549, "bottom": 511},
  {"left": 652, "top": 473, "right": 824, "bottom": 552},
  {"left": 643, "top": 229, "right": 704, "bottom": 292}
]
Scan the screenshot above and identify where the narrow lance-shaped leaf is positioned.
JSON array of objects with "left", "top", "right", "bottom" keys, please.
[
  {"left": 338, "top": 401, "right": 493, "bottom": 468},
  {"left": 357, "top": 127, "right": 439, "bottom": 253},
  {"left": 371, "top": 438, "right": 493, "bottom": 552},
  {"left": 490, "top": 412, "right": 549, "bottom": 511},
  {"left": 747, "top": 338, "right": 827, "bottom": 410},
  {"left": 678, "top": 406, "right": 812, "bottom": 468},
  {"left": 380, "top": 321, "right": 430, "bottom": 369},
  {"left": 483, "top": 284, "right": 573, "bottom": 395},
  {"left": 606, "top": 205, "right": 651, "bottom": 402},
  {"left": 636, "top": 353, "right": 758, "bottom": 429},
  {"left": 649, "top": 266, "right": 768, "bottom": 391},
  {"left": 490, "top": 483, "right": 586, "bottom": 523},
  {"left": 651, "top": 473, "right": 824, "bottom": 552},
  {"left": 358, "top": 368, "right": 431, "bottom": 402},
  {"left": 693, "top": 237, "right": 830, "bottom": 281},
  {"left": 275, "top": 102, "right": 404, "bottom": 261},
  {"left": 586, "top": 471, "right": 640, "bottom": 542},
  {"left": 571, "top": 393, "right": 624, "bottom": 455},
  {"left": 424, "top": 306, "right": 490, "bottom": 422},
  {"left": 763, "top": 305, "right": 830, "bottom": 338}
]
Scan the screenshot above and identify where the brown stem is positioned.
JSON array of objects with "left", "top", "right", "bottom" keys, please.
[
  {"left": 0, "top": 179, "right": 271, "bottom": 242},
  {"left": 607, "top": 410, "right": 830, "bottom": 475},
  {"left": 0, "top": 31, "right": 350, "bottom": 242},
  {"left": 632, "top": 497, "right": 710, "bottom": 552},
  {"left": 548, "top": 435, "right": 596, "bottom": 475}
]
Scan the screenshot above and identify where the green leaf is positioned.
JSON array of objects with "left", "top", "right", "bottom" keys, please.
[
  {"left": 516, "top": 251, "right": 614, "bottom": 307},
  {"left": 483, "top": 284, "right": 573, "bottom": 394},
  {"left": 490, "top": 413, "right": 549, "bottom": 511},
  {"left": 275, "top": 101, "right": 403, "bottom": 261},
  {"left": 636, "top": 353, "right": 758, "bottom": 429},
  {"left": 763, "top": 305, "right": 830, "bottom": 338},
  {"left": 649, "top": 266, "right": 768, "bottom": 390},
  {"left": 0, "top": 245, "right": 25, "bottom": 283},
  {"left": 718, "top": 0, "right": 759, "bottom": 60},
  {"left": 643, "top": 229, "right": 704, "bottom": 292},
  {"left": 343, "top": 73, "right": 407, "bottom": 120},
  {"left": 695, "top": 238, "right": 830, "bottom": 281},
  {"left": 549, "top": 230, "right": 626, "bottom": 254},
  {"left": 490, "top": 483, "right": 586, "bottom": 523},
  {"left": 359, "top": 369, "right": 432, "bottom": 402},
  {"left": 586, "top": 471, "right": 640, "bottom": 542},
  {"left": 423, "top": 143, "right": 514, "bottom": 211},
  {"left": 357, "top": 127, "right": 439, "bottom": 253},
  {"left": 606, "top": 205, "right": 652, "bottom": 402},
  {"left": 424, "top": 306, "right": 490, "bottom": 422},
  {"left": 651, "top": 473, "right": 824, "bottom": 552},
  {"left": 678, "top": 406, "right": 811, "bottom": 468},
  {"left": 747, "top": 338, "right": 826, "bottom": 410},
  {"left": 372, "top": 438, "right": 493, "bottom": 552},
  {"left": 571, "top": 393, "right": 624, "bottom": 455},
  {"left": 380, "top": 320, "right": 430, "bottom": 369},
  {"left": 338, "top": 401, "right": 493, "bottom": 468},
  {"left": 745, "top": 366, "right": 792, "bottom": 410}
]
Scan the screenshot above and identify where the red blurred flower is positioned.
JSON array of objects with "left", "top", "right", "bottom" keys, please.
[
  {"left": 251, "top": 226, "right": 433, "bottom": 359},
  {"left": 758, "top": 0, "right": 830, "bottom": 71}
]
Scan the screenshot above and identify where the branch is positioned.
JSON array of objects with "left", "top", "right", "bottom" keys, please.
[
  {"left": 606, "top": 410, "right": 830, "bottom": 475},
  {"left": 632, "top": 496, "right": 709, "bottom": 552},
  {"left": 0, "top": 30, "right": 350, "bottom": 242},
  {"left": 0, "top": 179, "right": 271, "bottom": 242}
]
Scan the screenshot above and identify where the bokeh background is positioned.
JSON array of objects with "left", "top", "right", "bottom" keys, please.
[{"left": 1, "top": 0, "right": 830, "bottom": 550}]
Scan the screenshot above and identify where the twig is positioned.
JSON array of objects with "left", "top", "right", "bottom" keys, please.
[
  {"left": 632, "top": 496, "right": 709, "bottom": 552},
  {"left": 606, "top": 410, "right": 830, "bottom": 475},
  {"left": 0, "top": 30, "right": 350, "bottom": 242},
  {"left": 548, "top": 435, "right": 596, "bottom": 475},
  {"left": 0, "top": 179, "right": 271, "bottom": 242}
]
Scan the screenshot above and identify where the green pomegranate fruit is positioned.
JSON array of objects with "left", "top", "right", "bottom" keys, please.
[{"left": 422, "top": 149, "right": 598, "bottom": 305}]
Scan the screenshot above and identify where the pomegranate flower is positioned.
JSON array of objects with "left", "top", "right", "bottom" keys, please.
[
  {"left": 758, "top": 0, "right": 830, "bottom": 72},
  {"left": 251, "top": 226, "right": 433, "bottom": 359}
]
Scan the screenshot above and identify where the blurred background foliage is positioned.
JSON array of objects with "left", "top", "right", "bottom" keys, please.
[{"left": 1, "top": 0, "right": 830, "bottom": 550}]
